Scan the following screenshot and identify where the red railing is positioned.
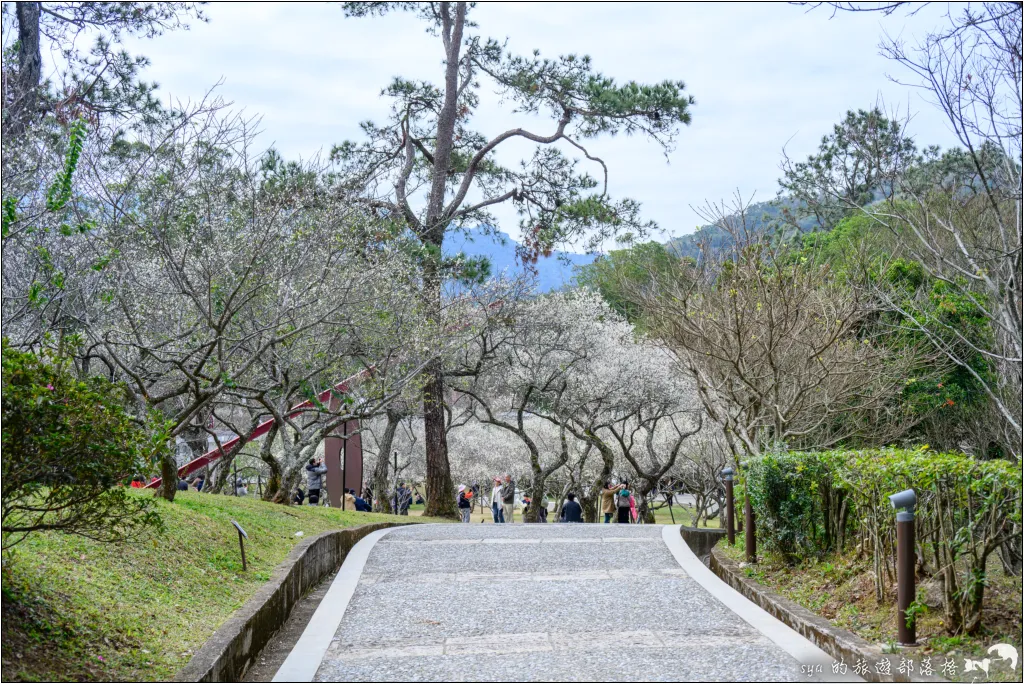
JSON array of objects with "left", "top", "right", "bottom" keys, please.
[
  {"left": 145, "top": 367, "right": 373, "bottom": 488},
  {"left": 147, "top": 297, "right": 504, "bottom": 489}
]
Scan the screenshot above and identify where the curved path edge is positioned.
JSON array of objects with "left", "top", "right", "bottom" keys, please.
[
  {"left": 662, "top": 525, "right": 861, "bottom": 682},
  {"left": 271, "top": 525, "right": 403, "bottom": 682}
]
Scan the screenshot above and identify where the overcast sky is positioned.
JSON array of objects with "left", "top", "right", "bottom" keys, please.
[{"left": 108, "top": 2, "right": 963, "bottom": 247}]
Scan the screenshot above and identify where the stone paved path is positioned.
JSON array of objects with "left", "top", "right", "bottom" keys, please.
[{"left": 276, "top": 524, "right": 856, "bottom": 682}]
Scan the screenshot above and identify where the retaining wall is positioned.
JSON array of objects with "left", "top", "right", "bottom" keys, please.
[{"left": 175, "top": 521, "right": 409, "bottom": 682}]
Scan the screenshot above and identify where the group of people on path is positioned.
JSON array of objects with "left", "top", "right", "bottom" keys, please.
[
  {"left": 456, "top": 474, "right": 618, "bottom": 524},
  {"left": 601, "top": 480, "right": 638, "bottom": 523},
  {"left": 487, "top": 475, "right": 516, "bottom": 523}
]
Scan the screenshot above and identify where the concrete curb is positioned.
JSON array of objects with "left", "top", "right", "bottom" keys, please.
[
  {"left": 271, "top": 525, "right": 401, "bottom": 682},
  {"left": 174, "top": 521, "right": 413, "bottom": 683},
  {"left": 663, "top": 525, "right": 856, "bottom": 682},
  {"left": 709, "top": 548, "right": 946, "bottom": 683}
]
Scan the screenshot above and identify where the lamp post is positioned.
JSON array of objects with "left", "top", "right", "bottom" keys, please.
[
  {"left": 744, "top": 486, "right": 757, "bottom": 564},
  {"left": 889, "top": 488, "right": 917, "bottom": 646},
  {"left": 722, "top": 467, "right": 735, "bottom": 545}
]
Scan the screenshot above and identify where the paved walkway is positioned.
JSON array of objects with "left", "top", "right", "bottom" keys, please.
[{"left": 274, "top": 524, "right": 859, "bottom": 682}]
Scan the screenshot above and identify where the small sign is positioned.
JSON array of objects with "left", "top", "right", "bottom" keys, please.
[{"left": 231, "top": 520, "right": 248, "bottom": 539}]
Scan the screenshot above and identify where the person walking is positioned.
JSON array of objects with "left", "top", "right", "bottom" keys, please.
[
  {"left": 600, "top": 482, "right": 618, "bottom": 523},
  {"left": 616, "top": 481, "right": 632, "bottom": 524},
  {"left": 490, "top": 478, "right": 504, "bottom": 523},
  {"left": 559, "top": 492, "right": 584, "bottom": 522},
  {"left": 501, "top": 474, "right": 515, "bottom": 524},
  {"left": 305, "top": 457, "right": 327, "bottom": 505},
  {"left": 457, "top": 485, "right": 472, "bottom": 523}
]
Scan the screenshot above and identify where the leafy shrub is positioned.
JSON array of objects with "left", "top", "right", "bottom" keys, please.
[
  {"left": 744, "top": 447, "right": 1022, "bottom": 635},
  {"left": 1, "top": 340, "right": 167, "bottom": 548},
  {"left": 745, "top": 452, "right": 844, "bottom": 562}
]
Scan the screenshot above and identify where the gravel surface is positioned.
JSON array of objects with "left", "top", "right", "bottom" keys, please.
[{"left": 310, "top": 525, "right": 824, "bottom": 682}]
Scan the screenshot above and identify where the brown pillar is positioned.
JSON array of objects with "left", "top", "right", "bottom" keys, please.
[
  {"left": 725, "top": 479, "right": 735, "bottom": 546},
  {"left": 744, "top": 493, "right": 756, "bottom": 563},
  {"left": 896, "top": 514, "right": 916, "bottom": 645}
]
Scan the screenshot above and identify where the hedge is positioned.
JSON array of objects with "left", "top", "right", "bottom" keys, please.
[{"left": 743, "top": 448, "right": 1022, "bottom": 635}]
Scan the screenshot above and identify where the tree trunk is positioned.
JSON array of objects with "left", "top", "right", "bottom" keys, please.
[
  {"left": 372, "top": 411, "right": 401, "bottom": 513},
  {"left": 10, "top": 2, "right": 41, "bottom": 130},
  {"left": 259, "top": 425, "right": 282, "bottom": 501},
  {"left": 417, "top": 2, "right": 465, "bottom": 521},
  {"left": 525, "top": 473, "right": 546, "bottom": 523},
  {"left": 272, "top": 468, "right": 301, "bottom": 505},
  {"left": 157, "top": 451, "right": 178, "bottom": 501},
  {"left": 422, "top": 357, "right": 456, "bottom": 518}
]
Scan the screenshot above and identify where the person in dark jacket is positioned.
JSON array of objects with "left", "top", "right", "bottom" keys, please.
[
  {"left": 501, "top": 475, "right": 515, "bottom": 523},
  {"left": 560, "top": 492, "right": 584, "bottom": 523},
  {"left": 457, "top": 485, "right": 472, "bottom": 523},
  {"left": 353, "top": 491, "right": 372, "bottom": 512},
  {"left": 305, "top": 457, "right": 327, "bottom": 505},
  {"left": 176, "top": 478, "right": 189, "bottom": 492}
]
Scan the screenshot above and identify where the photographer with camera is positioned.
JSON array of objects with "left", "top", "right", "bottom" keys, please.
[{"left": 305, "top": 456, "right": 327, "bottom": 505}]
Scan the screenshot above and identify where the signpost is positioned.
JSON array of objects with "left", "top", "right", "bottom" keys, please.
[{"left": 231, "top": 520, "right": 248, "bottom": 571}]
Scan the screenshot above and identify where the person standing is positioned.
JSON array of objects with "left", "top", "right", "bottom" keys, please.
[
  {"left": 457, "top": 486, "right": 472, "bottom": 523},
  {"left": 600, "top": 482, "right": 618, "bottom": 523},
  {"left": 616, "top": 481, "right": 632, "bottom": 524},
  {"left": 559, "top": 492, "right": 584, "bottom": 523},
  {"left": 305, "top": 457, "right": 327, "bottom": 505},
  {"left": 398, "top": 483, "right": 412, "bottom": 515},
  {"left": 501, "top": 474, "right": 515, "bottom": 524},
  {"left": 491, "top": 478, "right": 505, "bottom": 523}
]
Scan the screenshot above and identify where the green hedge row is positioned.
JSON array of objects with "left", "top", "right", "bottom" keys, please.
[{"left": 742, "top": 448, "right": 1022, "bottom": 635}]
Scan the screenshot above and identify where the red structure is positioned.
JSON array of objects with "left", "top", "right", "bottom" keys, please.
[{"left": 145, "top": 368, "right": 372, "bottom": 491}]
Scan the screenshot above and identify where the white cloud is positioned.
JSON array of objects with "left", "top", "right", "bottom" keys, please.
[{"left": 116, "top": 2, "right": 964, "bottom": 245}]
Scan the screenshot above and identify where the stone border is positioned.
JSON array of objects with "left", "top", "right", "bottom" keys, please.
[
  {"left": 679, "top": 525, "right": 727, "bottom": 565},
  {"left": 708, "top": 547, "right": 946, "bottom": 683},
  {"left": 175, "top": 521, "right": 412, "bottom": 683},
  {"left": 272, "top": 525, "right": 400, "bottom": 682},
  {"left": 663, "top": 525, "right": 846, "bottom": 681}
]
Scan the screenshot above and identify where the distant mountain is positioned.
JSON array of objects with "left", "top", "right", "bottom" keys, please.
[
  {"left": 666, "top": 199, "right": 818, "bottom": 260},
  {"left": 443, "top": 227, "right": 595, "bottom": 293}
]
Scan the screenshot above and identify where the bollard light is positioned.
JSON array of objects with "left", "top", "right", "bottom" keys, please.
[
  {"left": 721, "top": 468, "right": 735, "bottom": 545},
  {"left": 889, "top": 488, "right": 917, "bottom": 645},
  {"left": 888, "top": 489, "right": 916, "bottom": 519}
]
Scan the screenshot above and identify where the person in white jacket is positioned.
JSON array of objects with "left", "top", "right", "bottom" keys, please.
[{"left": 490, "top": 478, "right": 505, "bottom": 523}]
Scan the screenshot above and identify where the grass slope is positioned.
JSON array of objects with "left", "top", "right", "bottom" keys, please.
[{"left": 1, "top": 492, "right": 446, "bottom": 682}]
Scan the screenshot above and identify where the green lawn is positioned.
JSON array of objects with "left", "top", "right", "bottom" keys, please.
[{"left": 1, "top": 492, "right": 446, "bottom": 682}]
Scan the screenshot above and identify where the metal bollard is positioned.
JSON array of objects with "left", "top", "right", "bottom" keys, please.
[
  {"left": 889, "top": 489, "right": 917, "bottom": 645},
  {"left": 722, "top": 467, "right": 735, "bottom": 546},
  {"left": 744, "top": 492, "right": 757, "bottom": 563}
]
